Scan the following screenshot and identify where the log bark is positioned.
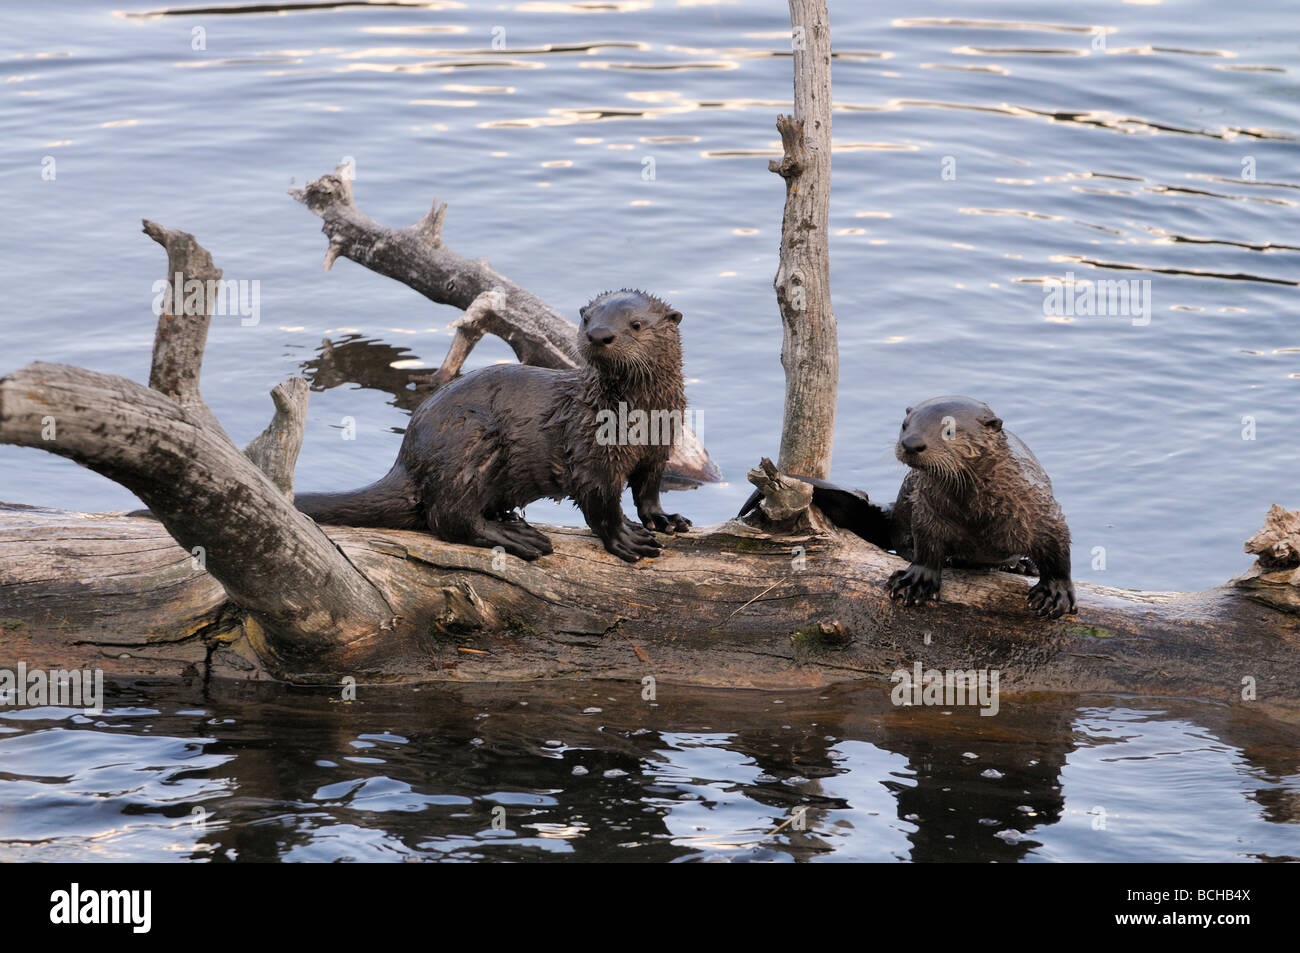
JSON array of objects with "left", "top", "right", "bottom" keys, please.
[
  {"left": 771, "top": 0, "right": 838, "bottom": 479},
  {"left": 289, "top": 170, "right": 720, "bottom": 485},
  {"left": 2, "top": 501, "right": 1297, "bottom": 725}
]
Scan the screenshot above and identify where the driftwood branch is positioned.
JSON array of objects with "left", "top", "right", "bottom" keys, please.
[
  {"left": 289, "top": 167, "right": 720, "bottom": 485},
  {"left": 143, "top": 219, "right": 233, "bottom": 443},
  {"left": 416, "top": 288, "right": 506, "bottom": 390},
  {"left": 769, "top": 0, "right": 838, "bottom": 479}
]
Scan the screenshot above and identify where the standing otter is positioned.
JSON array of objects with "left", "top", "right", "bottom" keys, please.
[
  {"left": 295, "top": 289, "right": 692, "bottom": 562},
  {"left": 887, "top": 396, "right": 1075, "bottom": 619}
]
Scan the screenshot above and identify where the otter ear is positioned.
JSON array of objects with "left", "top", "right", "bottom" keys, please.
[
  {"left": 664, "top": 310, "right": 683, "bottom": 325},
  {"left": 579, "top": 305, "right": 589, "bottom": 322},
  {"left": 904, "top": 406, "right": 913, "bottom": 414},
  {"left": 980, "top": 414, "right": 1003, "bottom": 431}
]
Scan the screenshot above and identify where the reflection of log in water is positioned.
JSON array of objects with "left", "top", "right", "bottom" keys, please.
[
  {"left": 300, "top": 334, "right": 433, "bottom": 415},
  {"left": 91, "top": 679, "right": 1300, "bottom": 863},
  {"left": 879, "top": 704, "right": 1075, "bottom": 863}
]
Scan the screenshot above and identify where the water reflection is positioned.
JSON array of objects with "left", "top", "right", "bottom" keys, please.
[{"left": 0, "top": 680, "right": 1296, "bottom": 862}]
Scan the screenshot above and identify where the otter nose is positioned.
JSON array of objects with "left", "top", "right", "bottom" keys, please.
[
  {"left": 586, "top": 327, "right": 615, "bottom": 347},
  {"left": 901, "top": 435, "right": 927, "bottom": 453}
]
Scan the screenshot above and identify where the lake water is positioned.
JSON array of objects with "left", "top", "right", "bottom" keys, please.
[
  {"left": 1, "top": 0, "right": 1298, "bottom": 862},
  {"left": 1, "top": 679, "right": 1297, "bottom": 862}
]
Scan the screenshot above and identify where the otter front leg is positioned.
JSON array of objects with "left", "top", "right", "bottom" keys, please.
[
  {"left": 578, "top": 489, "right": 663, "bottom": 563},
  {"left": 1027, "top": 536, "right": 1076, "bottom": 620},
  {"left": 629, "top": 462, "right": 691, "bottom": 534},
  {"left": 888, "top": 533, "right": 944, "bottom": 607}
]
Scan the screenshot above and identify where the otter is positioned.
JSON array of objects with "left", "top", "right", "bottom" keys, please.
[
  {"left": 295, "top": 289, "right": 692, "bottom": 562},
  {"left": 887, "top": 396, "right": 1075, "bottom": 619},
  {"left": 735, "top": 396, "right": 1075, "bottom": 619}
]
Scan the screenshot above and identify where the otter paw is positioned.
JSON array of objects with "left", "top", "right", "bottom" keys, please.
[
  {"left": 623, "top": 518, "right": 659, "bottom": 542},
  {"left": 605, "top": 523, "right": 664, "bottom": 563},
  {"left": 641, "top": 510, "right": 692, "bottom": 534},
  {"left": 1027, "top": 578, "right": 1076, "bottom": 620},
  {"left": 1000, "top": 556, "right": 1038, "bottom": 576},
  {"left": 888, "top": 564, "right": 941, "bottom": 606}
]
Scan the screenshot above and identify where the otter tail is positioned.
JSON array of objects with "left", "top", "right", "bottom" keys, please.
[
  {"left": 737, "top": 475, "right": 893, "bottom": 550},
  {"left": 295, "top": 464, "right": 423, "bottom": 530}
]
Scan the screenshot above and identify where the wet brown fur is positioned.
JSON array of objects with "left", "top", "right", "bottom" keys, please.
[
  {"left": 888, "top": 395, "right": 1076, "bottom": 619},
  {"left": 295, "top": 290, "right": 691, "bottom": 562}
]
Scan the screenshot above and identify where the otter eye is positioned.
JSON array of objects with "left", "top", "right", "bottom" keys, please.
[{"left": 631, "top": 321, "right": 642, "bottom": 331}]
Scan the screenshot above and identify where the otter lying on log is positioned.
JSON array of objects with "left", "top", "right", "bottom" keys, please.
[
  {"left": 887, "top": 396, "right": 1075, "bottom": 619},
  {"left": 739, "top": 396, "right": 1076, "bottom": 620},
  {"left": 296, "top": 290, "right": 693, "bottom": 563}
]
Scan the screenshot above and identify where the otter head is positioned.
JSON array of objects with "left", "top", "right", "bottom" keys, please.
[
  {"left": 894, "top": 395, "right": 1003, "bottom": 475},
  {"left": 577, "top": 289, "right": 683, "bottom": 376}
]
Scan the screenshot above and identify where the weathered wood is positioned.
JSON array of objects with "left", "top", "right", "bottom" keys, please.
[
  {"left": 1236, "top": 504, "right": 1300, "bottom": 614},
  {"left": 289, "top": 168, "right": 720, "bottom": 485},
  {"left": 414, "top": 289, "right": 505, "bottom": 390},
  {"left": 2, "top": 503, "right": 1297, "bottom": 725},
  {"left": 143, "top": 219, "right": 233, "bottom": 444},
  {"left": 0, "top": 363, "right": 396, "bottom": 666},
  {"left": 770, "top": 0, "right": 838, "bottom": 479},
  {"left": 243, "top": 377, "right": 309, "bottom": 498}
]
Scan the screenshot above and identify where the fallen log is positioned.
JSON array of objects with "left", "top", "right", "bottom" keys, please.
[{"left": 2, "top": 499, "right": 1298, "bottom": 725}]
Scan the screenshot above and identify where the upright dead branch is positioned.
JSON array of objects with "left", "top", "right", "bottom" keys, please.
[
  {"left": 143, "top": 220, "right": 232, "bottom": 443},
  {"left": 243, "top": 377, "right": 309, "bottom": 497},
  {"left": 290, "top": 169, "right": 721, "bottom": 485},
  {"left": 771, "top": 0, "right": 838, "bottom": 479}
]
